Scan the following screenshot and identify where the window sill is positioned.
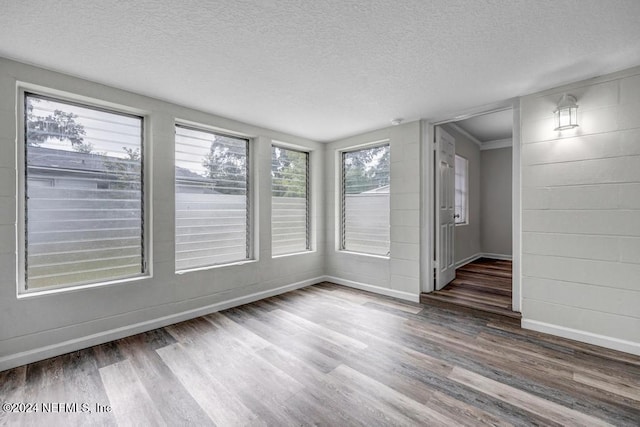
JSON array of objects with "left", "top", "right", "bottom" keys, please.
[
  {"left": 176, "top": 259, "right": 257, "bottom": 275},
  {"left": 337, "top": 250, "right": 390, "bottom": 260},
  {"left": 17, "top": 273, "right": 150, "bottom": 299},
  {"left": 272, "top": 250, "right": 314, "bottom": 259}
]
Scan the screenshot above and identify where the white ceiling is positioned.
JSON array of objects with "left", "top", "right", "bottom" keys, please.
[
  {"left": 1, "top": 1, "right": 640, "bottom": 142},
  {"left": 454, "top": 109, "right": 513, "bottom": 143}
]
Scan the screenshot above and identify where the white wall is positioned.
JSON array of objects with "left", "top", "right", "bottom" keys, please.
[
  {"left": 440, "top": 124, "right": 482, "bottom": 265},
  {"left": 480, "top": 147, "right": 513, "bottom": 256},
  {"left": 3, "top": 57, "right": 640, "bottom": 368},
  {"left": 520, "top": 66, "right": 640, "bottom": 355},
  {"left": 325, "top": 122, "right": 421, "bottom": 302},
  {"left": 0, "top": 58, "right": 326, "bottom": 371}
]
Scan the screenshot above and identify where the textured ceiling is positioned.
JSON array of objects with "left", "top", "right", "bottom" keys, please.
[
  {"left": 455, "top": 109, "right": 513, "bottom": 143},
  {"left": 1, "top": 1, "right": 640, "bottom": 142}
]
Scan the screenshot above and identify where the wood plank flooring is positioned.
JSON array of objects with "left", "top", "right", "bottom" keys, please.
[
  {"left": 2, "top": 282, "right": 639, "bottom": 426},
  {"left": 422, "top": 258, "right": 521, "bottom": 319}
]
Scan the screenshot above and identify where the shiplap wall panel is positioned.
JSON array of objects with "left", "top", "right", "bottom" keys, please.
[
  {"left": 521, "top": 68, "right": 640, "bottom": 350},
  {"left": 546, "top": 186, "right": 619, "bottom": 210},
  {"left": 523, "top": 210, "right": 640, "bottom": 236},
  {"left": 325, "top": 121, "right": 421, "bottom": 298},
  {"left": 523, "top": 277, "right": 640, "bottom": 318},
  {"left": 522, "top": 187, "right": 549, "bottom": 210},
  {"left": 619, "top": 183, "right": 640, "bottom": 209},
  {"left": 620, "top": 238, "right": 640, "bottom": 264},
  {"left": 525, "top": 183, "right": 640, "bottom": 211},
  {"left": 523, "top": 232, "right": 619, "bottom": 261},
  {"left": 524, "top": 299, "right": 640, "bottom": 343},
  {"left": 523, "top": 254, "right": 640, "bottom": 292},
  {"left": 618, "top": 101, "right": 640, "bottom": 129},
  {"left": 523, "top": 157, "right": 640, "bottom": 187},
  {"left": 522, "top": 133, "right": 621, "bottom": 165}
]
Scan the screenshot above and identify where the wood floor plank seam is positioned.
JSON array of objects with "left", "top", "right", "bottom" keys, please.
[
  {"left": 448, "top": 366, "right": 614, "bottom": 427},
  {"left": 2, "top": 282, "right": 639, "bottom": 426}
]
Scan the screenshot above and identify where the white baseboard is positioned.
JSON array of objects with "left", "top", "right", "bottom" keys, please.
[
  {"left": 482, "top": 252, "right": 513, "bottom": 261},
  {"left": 455, "top": 253, "right": 483, "bottom": 268},
  {"left": 324, "top": 275, "right": 420, "bottom": 303},
  {"left": 522, "top": 319, "right": 640, "bottom": 357},
  {"left": 455, "top": 252, "right": 513, "bottom": 268},
  {"left": 0, "top": 276, "right": 323, "bottom": 372}
]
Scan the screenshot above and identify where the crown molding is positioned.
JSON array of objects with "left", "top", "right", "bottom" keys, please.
[
  {"left": 446, "top": 122, "right": 482, "bottom": 148},
  {"left": 480, "top": 138, "right": 512, "bottom": 150}
]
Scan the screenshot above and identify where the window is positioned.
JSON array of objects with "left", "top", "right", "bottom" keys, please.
[
  {"left": 22, "top": 93, "right": 145, "bottom": 291},
  {"left": 271, "top": 146, "right": 309, "bottom": 256},
  {"left": 455, "top": 154, "right": 468, "bottom": 225},
  {"left": 175, "top": 125, "right": 250, "bottom": 270},
  {"left": 341, "top": 143, "right": 390, "bottom": 256}
]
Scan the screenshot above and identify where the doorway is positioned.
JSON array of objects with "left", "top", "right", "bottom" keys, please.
[{"left": 421, "top": 105, "right": 521, "bottom": 317}]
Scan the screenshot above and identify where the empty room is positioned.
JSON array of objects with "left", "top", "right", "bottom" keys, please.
[{"left": 1, "top": 1, "right": 639, "bottom": 425}]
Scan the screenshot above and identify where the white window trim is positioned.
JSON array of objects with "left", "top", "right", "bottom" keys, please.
[
  {"left": 454, "top": 154, "right": 469, "bottom": 226},
  {"left": 271, "top": 143, "right": 311, "bottom": 257},
  {"left": 174, "top": 123, "right": 254, "bottom": 273},
  {"left": 17, "top": 85, "right": 152, "bottom": 296},
  {"left": 337, "top": 140, "right": 391, "bottom": 257}
]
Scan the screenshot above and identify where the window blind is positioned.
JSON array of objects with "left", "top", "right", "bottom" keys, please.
[
  {"left": 175, "top": 125, "right": 250, "bottom": 270},
  {"left": 271, "top": 146, "right": 309, "bottom": 255},
  {"left": 24, "top": 93, "right": 144, "bottom": 290}
]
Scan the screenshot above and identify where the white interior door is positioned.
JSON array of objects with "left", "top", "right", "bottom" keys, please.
[{"left": 435, "top": 126, "right": 456, "bottom": 290}]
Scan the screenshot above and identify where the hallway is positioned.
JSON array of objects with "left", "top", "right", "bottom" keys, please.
[{"left": 422, "top": 258, "right": 520, "bottom": 320}]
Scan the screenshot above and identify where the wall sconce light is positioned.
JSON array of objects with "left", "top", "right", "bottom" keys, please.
[{"left": 553, "top": 94, "right": 579, "bottom": 131}]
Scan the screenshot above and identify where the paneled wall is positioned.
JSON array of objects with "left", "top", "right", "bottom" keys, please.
[
  {"left": 520, "top": 66, "right": 640, "bottom": 354},
  {"left": 325, "top": 122, "right": 421, "bottom": 301}
]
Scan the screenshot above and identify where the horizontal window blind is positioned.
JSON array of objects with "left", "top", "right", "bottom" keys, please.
[
  {"left": 24, "top": 94, "right": 144, "bottom": 290},
  {"left": 341, "top": 144, "right": 390, "bottom": 256},
  {"left": 175, "top": 125, "right": 250, "bottom": 270},
  {"left": 271, "top": 146, "right": 309, "bottom": 255}
]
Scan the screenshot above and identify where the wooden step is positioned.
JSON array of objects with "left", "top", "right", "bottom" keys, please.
[
  {"left": 450, "top": 278, "right": 512, "bottom": 293},
  {"left": 458, "top": 264, "right": 512, "bottom": 279},
  {"left": 439, "top": 288, "right": 512, "bottom": 308},
  {"left": 456, "top": 271, "right": 513, "bottom": 285},
  {"left": 420, "top": 292, "right": 522, "bottom": 320}
]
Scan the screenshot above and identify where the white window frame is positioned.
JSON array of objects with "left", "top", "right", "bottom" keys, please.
[
  {"left": 271, "top": 144, "right": 311, "bottom": 257},
  {"left": 454, "top": 154, "right": 469, "bottom": 226},
  {"left": 17, "top": 86, "right": 150, "bottom": 296},
  {"left": 174, "top": 123, "right": 253, "bottom": 272},
  {"left": 339, "top": 141, "right": 391, "bottom": 257}
]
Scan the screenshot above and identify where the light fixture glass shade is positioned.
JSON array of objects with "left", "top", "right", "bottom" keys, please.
[{"left": 553, "top": 94, "right": 579, "bottom": 131}]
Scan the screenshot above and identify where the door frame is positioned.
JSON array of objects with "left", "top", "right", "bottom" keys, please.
[{"left": 420, "top": 98, "right": 522, "bottom": 312}]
